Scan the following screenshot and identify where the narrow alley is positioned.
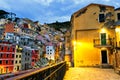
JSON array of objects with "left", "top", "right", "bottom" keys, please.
[{"left": 64, "top": 68, "right": 120, "bottom": 80}]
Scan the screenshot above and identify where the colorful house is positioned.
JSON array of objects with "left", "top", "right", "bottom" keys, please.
[
  {"left": 0, "top": 42, "right": 16, "bottom": 74},
  {"left": 46, "top": 46, "right": 55, "bottom": 60},
  {"left": 21, "top": 46, "right": 32, "bottom": 70},
  {"left": 31, "top": 49, "right": 39, "bottom": 66},
  {"left": 71, "top": 3, "right": 115, "bottom": 67},
  {"left": 13, "top": 45, "right": 22, "bottom": 72}
]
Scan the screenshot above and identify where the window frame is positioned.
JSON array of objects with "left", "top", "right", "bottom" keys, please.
[
  {"left": 117, "top": 13, "right": 120, "bottom": 21},
  {"left": 98, "top": 13, "right": 105, "bottom": 22}
]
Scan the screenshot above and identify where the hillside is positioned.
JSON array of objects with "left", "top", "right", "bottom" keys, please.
[{"left": 47, "top": 21, "right": 70, "bottom": 31}]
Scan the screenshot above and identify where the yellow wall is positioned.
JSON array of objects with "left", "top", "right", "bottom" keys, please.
[
  {"left": 114, "top": 9, "right": 120, "bottom": 45},
  {"left": 71, "top": 4, "right": 115, "bottom": 67},
  {"left": 73, "top": 5, "right": 114, "bottom": 30}
]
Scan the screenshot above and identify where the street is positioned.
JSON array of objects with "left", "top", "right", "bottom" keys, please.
[{"left": 64, "top": 68, "right": 120, "bottom": 80}]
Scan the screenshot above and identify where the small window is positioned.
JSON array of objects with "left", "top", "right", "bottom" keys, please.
[
  {"left": 25, "top": 52, "right": 27, "bottom": 56},
  {"left": 32, "top": 59, "right": 34, "bottom": 62},
  {"left": 6, "top": 61, "right": 8, "bottom": 64},
  {"left": 16, "top": 60, "right": 17, "bottom": 63},
  {"left": 12, "top": 54, "right": 14, "bottom": 58},
  {"left": 8, "top": 47, "right": 10, "bottom": 51},
  {"left": 19, "top": 60, "right": 21, "bottom": 63},
  {"left": 13, "top": 48, "right": 15, "bottom": 52},
  {"left": 0, "top": 54, "right": 1, "bottom": 58},
  {"left": 0, "top": 60, "right": 2, "bottom": 64},
  {"left": 1, "top": 47, "right": 4, "bottom": 51},
  {"left": 117, "top": 13, "right": 120, "bottom": 20},
  {"left": 99, "top": 14, "right": 105, "bottom": 22},
  {"left": 16, "top": 55, "right": 18, "bottom": 58},
  {"left": 1, "top": 54, "right": 3, "bottom": 58},
  {"left": 19, "top": 55, "right": 21, "bottom": 58},
  {"left": 28, "top": 53, "right": 30, "bottom": 56},
  {"left": 7, "top": 54, "right": 9, "bottom": 58},
  {"left": 12, "top": 61, "right": 14, "bottom": 64}
]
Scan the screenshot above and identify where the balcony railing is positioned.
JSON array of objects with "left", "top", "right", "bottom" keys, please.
[
  {"left": 0, "top": 61, "right": 66, "bottom": 80},
  {"left": 93, "top": 39, "right": 113, "bottom": 48}
]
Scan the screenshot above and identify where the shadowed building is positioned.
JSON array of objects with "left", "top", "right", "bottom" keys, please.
[{"left": 114, "top": 7, "right": 120, "bottom": 70}]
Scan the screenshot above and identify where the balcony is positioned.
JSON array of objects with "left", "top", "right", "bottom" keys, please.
[{"left": 93, "top": 39, "right": 113, "bottom": 48}]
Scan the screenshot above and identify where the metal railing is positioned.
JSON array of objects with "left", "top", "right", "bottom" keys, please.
[
  {"left": 93, "top": 39, "right": 113, "bottom": 47},
  {"left": 0, "top": 61, "right": 66, "bottom": 80}
]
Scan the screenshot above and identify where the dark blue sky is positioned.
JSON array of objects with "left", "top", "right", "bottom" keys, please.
[{"left": 0, "top": 0, "right": 119, "bottom": 24}]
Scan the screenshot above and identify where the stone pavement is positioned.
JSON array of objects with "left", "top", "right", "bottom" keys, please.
[{"left": 63, "top": 68, "right": 120, "bottom": 80}]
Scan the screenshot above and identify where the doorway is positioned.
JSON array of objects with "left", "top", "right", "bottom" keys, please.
[
  {"left": 101, "top": 33, "right": 106, "bottom": 45},
  {"left": 101, "top": 50, "right": 108, "bottom": 64}
]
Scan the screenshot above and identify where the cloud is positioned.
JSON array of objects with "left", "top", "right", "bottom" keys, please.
[
  {"left": 0, "top": 0, "right": 11, "bottom": 10},
  {"left": 72, "top": 0, "right": 85, "bottom": 4},
  {"left": 51, "top": 15, "right": 70, "bottom": 22},
  {"left": 61, "top": 5, "right": 74, "bottom": 11},
  {"left": 0, "top": 0, "right": 119, "bottom": 24},
  {"left": 113, "top": 2, "right": 120, "bottom": 8},
  {"left": 57, "top": 0, "right": 65, "bottom": 3},
  {"left": 33, "top": 0, "right": 54, "bottom": 6},
  {"left": 103, "top": 0, "right": 110, "bottom": 2},
  {"left": 35, "top": 15, "right": 70, "bottom": 24}
]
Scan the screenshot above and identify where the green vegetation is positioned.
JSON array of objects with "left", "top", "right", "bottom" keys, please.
[{"left": 47, "top": 21, "right": 70, "bottom": 31}]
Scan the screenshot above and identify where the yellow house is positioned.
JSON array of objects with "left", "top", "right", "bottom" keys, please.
[
  {"left": 71, "top": 3, "right": 115, "bottom": 67},
  {"left": 114, "top": 8, "right": 120, "bottom": 69}
]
